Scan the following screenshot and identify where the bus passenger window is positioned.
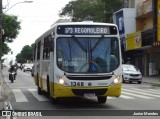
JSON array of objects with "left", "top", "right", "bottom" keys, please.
[
  {"left": 33, "top": 44, "right": 36, "bottom": 61},
  {"left": 37, "top": 41, "right": 41, "bottom": 60},
  {"left": 43, "top": 35, "right": 53, "bottom": 59},
  {"left": 46, "top": 48, "right": 50, "bottom": 59}
]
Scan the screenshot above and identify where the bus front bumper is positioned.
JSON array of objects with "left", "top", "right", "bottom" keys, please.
[{"left": 52, "top": 83, "right": 122, "bottom": 98}]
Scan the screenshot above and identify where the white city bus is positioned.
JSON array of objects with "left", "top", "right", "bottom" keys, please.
[{"left": 33, "top": 21, "right": 122, "bottom": 103}]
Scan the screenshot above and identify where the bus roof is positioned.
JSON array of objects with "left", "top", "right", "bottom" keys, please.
[
  {"left": 52, "top": 21, "right": 117, "bottom": 27},
  {"left": 34, "top": 21, "right": 118, "bottom": 43}
]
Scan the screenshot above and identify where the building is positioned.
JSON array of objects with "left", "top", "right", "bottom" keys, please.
[
  {"left": 114, "top": 0, "right": 160, "bottom": 76},
  {"left": 113, "top": 8, "right": 136, "bottom": 51}
]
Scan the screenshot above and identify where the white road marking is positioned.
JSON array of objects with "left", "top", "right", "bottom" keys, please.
[
  {"left": 131, "top": 88, "right": 160, "bottom": 95},
  {"left": 107, "top": 97, "right": 115, "bottom": 99},
  {"left": 120, "top": 94, "right": 135, "bottom": 99},
  {"left": 28, "top": 89, "right": 49, "bottom": 101},
  {"left": 11, "top": 87, "right": 160, "bottom": 103},
  {"left": 122, "top": 90, "right": 155, "bottom": 99},
  {"left": 122, "top": 89, "right": 160, "bottom": 98},
  {"left": 146, "top": 89, "right": 160, "bottom": 93},
  {"left": 12, "top": 89, "right": 28, "bottom": 102}
]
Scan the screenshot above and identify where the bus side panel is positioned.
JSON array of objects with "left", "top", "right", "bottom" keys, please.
[
  {"left": 49, "top": 52, "right": 54, "bottom": 96},
  {"left": 34, "top": 75, "right": 43, "bottom": 88},
  {"left": 34, "top": 75, "right": 37, "bottom": 86},
  {"left": 40, "top": 77, "right": 43, "bottom": 89}
]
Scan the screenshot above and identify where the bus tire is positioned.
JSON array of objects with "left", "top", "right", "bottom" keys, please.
[
  {"left": 46, "top": 76, "right": 59, "bottom": 104},
  {"left": 47, "top": 75, "right": 50, "bottom": 97},
  {"left": 97, "top": 96, "right": 107, "bottom": 103},
  {"left": 50, "top": 97, "right": 59, "bottom": 104},
  {"left": 37, "top": 75, "right": 42, "bottom": 95}
]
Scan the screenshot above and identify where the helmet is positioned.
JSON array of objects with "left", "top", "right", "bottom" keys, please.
[{"left": 11, "top": 65, "right": 14, "bottom": 68}]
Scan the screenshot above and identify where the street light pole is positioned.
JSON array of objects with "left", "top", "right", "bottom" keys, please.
[
  {"left": 0, "top": 0, "right": 3, "bottom": 87},
  {"left": 0, "top": 0, "right": 2, "bottom": 71},
  {"left": 4, "top": 0, "right": 33, "bottom": 14},
  {"left": 0, "top": 0, "right": 33, "bottom": 82}
]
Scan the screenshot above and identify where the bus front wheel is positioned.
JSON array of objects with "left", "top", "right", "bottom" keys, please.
[
  {"left": 50, "top": 97, "right": 60, "bottom": 104},
  {"left": 37, "top": 75, "right": 42, "bottom": 95},
  {"left": 47, "top": 76, "right": 50, "bottom": 97},
  {"left": 97, "top": 96, "right": 107, "bottom": 103}
]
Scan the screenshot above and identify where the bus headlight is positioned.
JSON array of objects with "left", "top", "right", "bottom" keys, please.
[
  {"left": 59, "top": 78, "right": 64, "bottom": 85},
  {"left": 58, "top": 77, "right": 65, "bottom": 85},
  {"left": 57, "top": 76, "right": 68, "bottom": 86},
  {"left": 113, "top": 76, "right": 120, "bottom": 85}
]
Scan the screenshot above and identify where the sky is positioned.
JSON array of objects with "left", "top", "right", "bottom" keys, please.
[{"left": 2, "top": 0, "right": 72, "bottom": 63}]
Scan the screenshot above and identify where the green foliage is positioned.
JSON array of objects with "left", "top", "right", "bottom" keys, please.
[
  {"left": 2, "top": 42, "right": 11, "bottom": 55},
  {"left": 2, "top": 14, "right": 21, "bottom": 42},
  {"left": 16, "top": 53, "right": 25, "bottom": 63},
  {"left": 1, "top": 14, "right": 21, "bottom": 56},
  {"left": 21, "top": 45, "right": 32, "bottom": 59},
  {"left": 59, "top": 0, "right": 123, "bottom": 23},
  {"left": 16, "top": 44, "right": 34, "bottom": 63}
]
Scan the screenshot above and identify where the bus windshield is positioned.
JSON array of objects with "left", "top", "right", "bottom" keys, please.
[{"left": 57, "top": 36, "right": 120, "bottom": 73}]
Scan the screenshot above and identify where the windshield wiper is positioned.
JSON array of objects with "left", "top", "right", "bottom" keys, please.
[
  {"left": 71, "top": 35, "right": 87, "bottom": 52},
  {"left": 90, "top": 35, "right": 104, "bottom": 52}
]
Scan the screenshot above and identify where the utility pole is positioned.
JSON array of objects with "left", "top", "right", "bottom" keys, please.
[
  {"left": 0, "top": 0, "right": 2, "bottom": 89},
  {"left": 0, "top": 0, "right": 2, "bottom": 73}
]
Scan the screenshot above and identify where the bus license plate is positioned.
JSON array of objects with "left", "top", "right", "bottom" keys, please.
[{"left": 84, "top": 93, "right": 95, "bottom": 97}]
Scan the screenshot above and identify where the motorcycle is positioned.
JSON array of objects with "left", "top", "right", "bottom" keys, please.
[{"left": 9, "top": 71, "right": 16, "bottom": 83}]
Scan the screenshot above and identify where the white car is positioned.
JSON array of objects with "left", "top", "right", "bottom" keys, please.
[
  {"left": 23, "top": 63, "right": 33, "bottom": 72},
  {"left": 122, "top": 64, "right": 142, "bottom": 84}
]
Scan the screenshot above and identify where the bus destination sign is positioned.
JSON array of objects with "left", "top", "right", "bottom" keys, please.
[{"left": 57, "top": 25, "right": 117, "bottom": 35}]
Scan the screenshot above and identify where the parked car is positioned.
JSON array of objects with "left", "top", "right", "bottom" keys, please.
[
  {"left": 23, "top": 63, "right": 33, "bottom": 72},
  {"left": 122, "top": 64, "right": 142, "bottom": 84}
]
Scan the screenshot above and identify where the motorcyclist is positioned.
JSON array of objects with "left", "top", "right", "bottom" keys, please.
[
  {"left": 9, "top": 65, "right": 17, "bottom": 80},
  {"left": 9, "top": 65, "right": 16, "bottom": 72}
]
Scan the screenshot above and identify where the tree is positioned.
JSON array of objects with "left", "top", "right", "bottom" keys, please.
[
  {"left": 16, "top": 53, "right": 25, "bottom": 63},
  {"left": 31, "top": 43, "right": 34, "bottom": 55},
  {"left": 2, "top": 14, "right": 21, "bottom": 42},
  {"left": 102, "top": 0, "right": 123, "bottom": 22},
  {"left": 59, "top": 0, "right": 123, "bottom": 23},
  {"left": 2, "top": 42, "right": 11, "bottom": 55},
  {"left": 16, "top": 45, "right": 33, "bottom": 63},
  {"left": 1, "top": 14, "right": 21, "bottom": 56}
]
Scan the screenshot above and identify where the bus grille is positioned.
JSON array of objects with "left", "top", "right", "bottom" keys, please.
[
  {"left": 66, "top": 76, "right": 112, "bottom": 80},
  {"left": 72, "top": 89, "right": 107, "bottom": 96}
]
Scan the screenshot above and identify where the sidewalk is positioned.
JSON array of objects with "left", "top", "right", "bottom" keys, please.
[
  {"left": 0, "top": 70, "right": 5, "bottom": 113},
  {"left": 142, "top": 76, "right": 160, "bottom": 85}
]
